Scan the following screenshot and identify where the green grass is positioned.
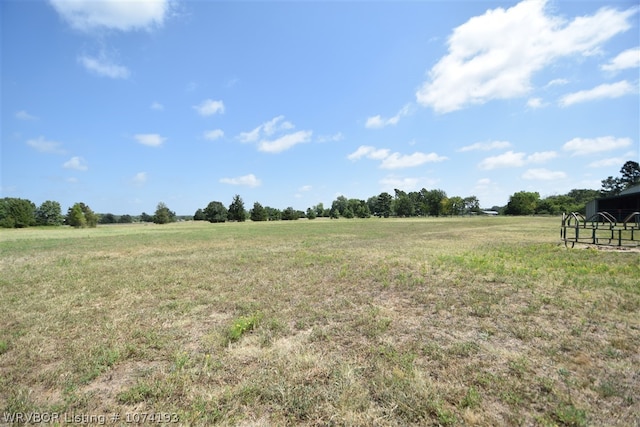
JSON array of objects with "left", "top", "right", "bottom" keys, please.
[{"left": 1, "top": 217, "right": 638, "bottom": 425}]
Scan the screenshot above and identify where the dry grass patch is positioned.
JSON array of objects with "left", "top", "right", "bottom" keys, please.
[{"left": 1, "top": 217, "right": 638, "bottom": 425}]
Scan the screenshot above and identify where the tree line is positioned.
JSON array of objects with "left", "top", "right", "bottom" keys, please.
[{"left": 2, "top": 161, "right": 637, "bottom": 228}]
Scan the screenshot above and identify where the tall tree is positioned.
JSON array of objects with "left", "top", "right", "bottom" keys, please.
[
  {"left": 505, "top": 191, "right": 540, "bottom": 215},
  {"left": 620, "top": 160, "right": 640, "bottom": 188},
  {"left": 375, "top": 192, "right": 393, "bottom": 218},
  {"left": 35, "top": 200, "right": 64, "bottom": 226},
  {"left": 250, "top": 202, "right": 267, "bottom": 221},
  {"left": 204, "top": 201, "right": 228, "bottom": 223},
  {"left": 66, "top": 203, "right": 86, "bottom": 228},
  {"left": 193, "top": 208, "right": 206, "bottom": 221},
  {"left": 0, "top": 197, "right": 36, "bottom": 228},
  {"left": 228, "top": 194, "right": 246, "bottom": 222},
  {"left": 153, "top": 202, "right": 176, "bottom": 224}
]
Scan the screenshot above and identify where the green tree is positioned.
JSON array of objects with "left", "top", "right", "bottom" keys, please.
[
  {"left": 140, "top": 212, "right": 154, "bottom": 222},
  {"left": 204, "top": 201, "right": 228, "bottom": 223},
  {"left": 424, "top": 189, "right": 447, "bottom": 216},
  {"left": 374, "top": 192, "right": 393, "bottom": 218},
  {"left": 306, "top": 207, "right": 317, "bottom": 219},
  {"left": 250, "top": 202, "right": 268, "bottom": 221},
  {"left": 228, "top": 194, "right": 246, "bottom": 222},
  {"left": 66, "top": 203, "right": 86, "bottom": 228},
  {"left": 281, "top": 207, "right": 298, "bottom": 220},
  {"left": 620, "top": 160, "right": 640, "bottom": 188},
  {"left": 0, "top": 198, "right": 36, "bottom": 228},
  {"left": 505, "top": 191, "right": 540, "bottom": 215},
  {"left": 118, "top": 214, "right": 133, "bottom": 223},
  {"left": 35, "top": 200, "right": 64, "bottom": 226},
  {"left": 393, "top": 189, "right": 414, "bottom": 217},
  {"left": 600, "top": 161, "right": 640, "bottom": 196},
  {"left": 314, "top": 203, "right": 325, "bottom": 218},
  {"left": 463, "top": 196, "right": 480, "bottom": 214},
  {"left": 65, "top": 202, "right": 96, "bottom": 228},
  {"left": 194, "top": 208, "right": 206, "bottom": 221},
  {"left": 153, "top": 202, "right": 176, "bottom": 224},
  {"left": 100, "top": 213, "right": 117, "bottom": 224}
]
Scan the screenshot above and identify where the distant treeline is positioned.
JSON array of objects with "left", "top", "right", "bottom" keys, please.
[
  {"left": 0, "top": 188, "right": 600, "bottom": 228},
  {"left": 2, "top": 161, "right": 637, "bottom": 228}
]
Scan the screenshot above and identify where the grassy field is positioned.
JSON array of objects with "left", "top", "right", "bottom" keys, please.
[{"left": 1, "top": 217, "right": 638, "bottom": 426}]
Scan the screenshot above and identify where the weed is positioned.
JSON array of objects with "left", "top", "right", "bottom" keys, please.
[{"left": 225, "top": 313, "right": 262, "bottom": 344}]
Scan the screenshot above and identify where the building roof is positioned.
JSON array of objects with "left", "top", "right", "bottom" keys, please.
[{"left": 619, "top": 184, "right": 640, "bottom": 196}]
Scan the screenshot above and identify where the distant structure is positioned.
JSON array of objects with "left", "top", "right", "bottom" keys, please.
[
  {"left": 562, "top": 184, "right": 640, "bottom": 248},
  {"left": 586, "top": 184, "right": 640, "bottom": 222}
]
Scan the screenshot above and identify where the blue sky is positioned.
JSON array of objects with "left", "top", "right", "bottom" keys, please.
[{"left": 2, "top": 0, "right": 639, "bottom": 215}]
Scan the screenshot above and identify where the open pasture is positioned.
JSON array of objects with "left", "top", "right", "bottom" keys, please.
[{"left": 1, "top": 217, "right": 638, "bottom": 426}]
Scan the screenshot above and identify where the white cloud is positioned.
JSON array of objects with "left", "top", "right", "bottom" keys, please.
[
  {"left": 150, "top": 102, "right": 164, "bottom": 111},
  {"left": 134, "top": 133, "right": 166, "bottom": 147},
  {"left": 559, "top": 80, "right": 636, "bottom": 107},
  {"left": 479, "top": 151, "right": 527, "bottom": 170},
  {"left": 203, "top": 129, "right": 224, "bottom": 141},
  {"left": 299, "top": 185, "right": 312, "bottom": 192},
  {"left": 527, "top": 151, "right": 557, "bottom": 163},
  {"left": 317, "top": 132, "right": 344, "bottom": 143},
  {"left": 546, "top": 78, "right": 569, "bottom": 88},
  {"left": 238, "top": 117, "right": 311, "bottom": 153},
  {"left": 588, "top": 157, "right": 625, "bottom": 168},
  {"left": 16, "top": 110, "right": 37, "bottom": 120},
  {"left": 348, "top": 145, "right": 446, "bottom": 169},
  {"left": 219, "top": 174, "right": 261, "bottom": 187},
  {"left": 258, "top": 130, "right": 312, "bottom": 153},
  {"left": 78, "top": 54, "right": 130, "bottom": 79},
  {"left": 380, "top": 152, "right": 447, "bottom": 169},
  {"left": 522, "top": 168, "right": 566, "bottom": 180},
  {"left": 238, "top": 116, "right": 294, "bottom": 143},
  {"left": 63, "top": 156, "right": 88, "bottom": 171},
  {"left": 49, "top": 0, "right": 171, "bottom": 32},
  {"left": 562, "top": 136, "right": 632, "bottom": 156},
  {"left": 478, "top": 149, "right": 557, "bottom": 169},
  {"left": 262, "top": 115, "right": 294, "bottom": 136},
  {"left": 526, "top": 98, "right": 546, "bottom": 109},
  {"left": 416, "top": 0, "right": 637, "bottom": 113},
  {"left": 458, "top": 140, "right": 511, "bottom": 152},
  {"left": 26, "top": 136, "right": 64, "bottom": 153},
  {"left": 132, "top": 172, "right": 147, "bottom": 185},
  {"left": 193, "top": 99, "right": 225, "bottom": 116},
  {"left": 601, "top": 47, "right": 640, "bottom": 72},
  {"left": 347, "top": 145, "right": 390, "bottom": 161},
  {"left": 365, "top": 104, "right": 411, "bottom": 129}
]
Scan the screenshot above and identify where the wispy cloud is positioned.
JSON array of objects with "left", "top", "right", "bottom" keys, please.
[
  {"left": 193, "top": 99, "right": 225, "bottom": 116},
  {"left": 238, "top": 116, "right": 310, "bottom": 153},
  {"left": 219, "top": 174, "right": 261, "bottom": 187},
  {"left": 203, "top": 129, "right": 224, "bottom": 141},
  {"left": 134, "top": 133, "right": 166, "bottom": 147},
  {"left": 559, "top": 81, "right": 636, "bottom": 107},
  {"left": 78, "top": 54, "right": 130, "bottom": 79},
  {"left": 16, "top": 110, "right": 37, "bottom": 120},
  {"left": 63, "top": 156, "right": 88, "bottom": 171},
  {"left": 132, "top": 172, "right": 148, "bottom": 185},
  {"left": 150, "top": 102, "right": 164, "bottom": 111},
  {"left": 316, "top": 132, "right": 344, "bottom": 143},
  {"left": 365, "top": 104, "right": 412, "bottom": 129},
  {"left": 416, "top": 0, "right": 637, "bottom": 113},
  {"left": 49, "top": 0, "right": 172, "bottom": 32},
  {"left": 258, "top": 130, "right": 312, "bottom": 153},
  {"left": 562, "top": 136, "right": 632, "bottom": 156},
  {"left": 458, "top": 140, "right": 511, "bottom": 152},
  {"left": 478, "top": 150, "right": 557, "bottom": 170},
  {"left": 26, "top": 136, "right": 65, "bottom": 154},
  {"left": 601, "top": 47, "right": 640, "bottom": 72},
  {"left": 348, "top": 145, "right": 446, "bottom": 169}
]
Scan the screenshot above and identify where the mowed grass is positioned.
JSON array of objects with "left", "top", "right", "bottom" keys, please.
[{"left": 1, "top": 217, "right": 638, "bottom": 426}]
